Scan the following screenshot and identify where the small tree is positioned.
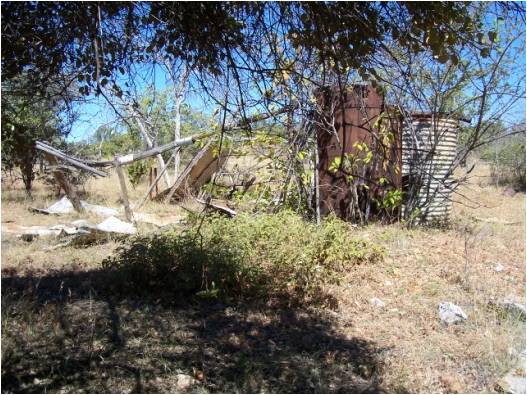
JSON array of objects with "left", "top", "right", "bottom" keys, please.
[{"left": 1, "top": 79, "right": 67, "bottom": 194}]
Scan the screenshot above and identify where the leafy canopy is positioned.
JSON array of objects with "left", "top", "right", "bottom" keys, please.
[{"left": 1, "top": 2, "right": 505, "bottom": 99}]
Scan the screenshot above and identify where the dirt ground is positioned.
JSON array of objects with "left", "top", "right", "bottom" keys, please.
[{"left": 1, "top": 160, "right": 525, "bottom": 393}]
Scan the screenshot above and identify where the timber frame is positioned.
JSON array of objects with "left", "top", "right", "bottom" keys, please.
[{"left": 35, "top": 105, "right": 296, "bottom": 216}]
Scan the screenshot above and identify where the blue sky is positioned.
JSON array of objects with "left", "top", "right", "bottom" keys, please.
[{"left": 67, "top": 63, "right": 213, "bottom": 142}]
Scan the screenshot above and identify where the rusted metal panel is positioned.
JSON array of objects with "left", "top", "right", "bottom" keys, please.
[{"left": 316, "top": 84, "right": 402, "bottom": 221}]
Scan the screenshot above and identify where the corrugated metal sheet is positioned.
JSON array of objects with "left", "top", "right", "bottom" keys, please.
[{"left": 402, "top": 115, "right": 458, "bottom": 222}]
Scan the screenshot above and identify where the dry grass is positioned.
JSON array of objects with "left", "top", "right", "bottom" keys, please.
[
  {"left": 327, "top": 159, "right": 525, "bottom": 393},
  {"left": 1, "top": 160, "right": 525, "bottom": 393}
]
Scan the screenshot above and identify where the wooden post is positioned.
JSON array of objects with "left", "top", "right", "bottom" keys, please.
[
  {"left": 149, "top": 168, "right": 153, "bottom": 200},
  {"left": 45, "top": 154, "right": 85, "bottom": 213},
  {"left": 154, "top": 167, "right": 158, "bottom": 195},
  {"left": 114, "top": 157, "right": 134, "bottom": 223}
]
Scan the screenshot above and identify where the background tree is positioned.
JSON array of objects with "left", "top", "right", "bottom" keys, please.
[{"left": 1, "top": 76, "right": 74, "bottom": 194}]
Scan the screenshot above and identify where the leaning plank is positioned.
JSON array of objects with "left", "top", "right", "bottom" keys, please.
[
  {"left": 162, "top": 142, "right": 229, "bottom": 202},
  {"left": 196, "top": 198, "right": 237, "bottom": 217},
  {"left": 36, "top": 141, "right": 108, "bottom": 177},
  {"left": 45, "top": 154, "right": 85, "bottom": 213}
]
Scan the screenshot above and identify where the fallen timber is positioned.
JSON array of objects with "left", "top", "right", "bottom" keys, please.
[
  {"left": 35, "top": 105, "right": 296, "bottom": 214},
  {"left": 35, "top": 134, "right": 208, "bottom": 214},
  {"left": 36, "top": 141, "right": 108, "bottom": 177},
  {"left": 36, "top": 133, "right": 209, "bottom": 171},
  {"left": 35, "top": 104, "right": 296, "bottom": 172}
]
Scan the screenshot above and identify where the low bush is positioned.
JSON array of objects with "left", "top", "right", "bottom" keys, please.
[{"left": 102, "top": 211, "right": 383, "bottom": 304}]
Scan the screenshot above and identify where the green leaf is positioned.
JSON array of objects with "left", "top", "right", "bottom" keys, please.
[
  {"left": 480, "top": 47, "right": 490, "bottom": 58},
  {"left": 488, "top": 31, "right": 497, "bottom": 43}
]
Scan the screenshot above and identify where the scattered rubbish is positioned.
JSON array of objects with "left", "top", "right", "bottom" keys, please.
[
  {"left": 30, "top": 196, "right": 119, "bottom": 217},
  {"left": 370, "top": 297, "right": 386, "bottom": 308},
  {"left": 3, "top": 216, "right": 137, "bottom": 248},
  {"left": 96, "top": 216, "right": 137, "bottom": 234},
  {"left": 2, "top": 223, "right": 77, "bottom": 238},
  {"left": 28, "top": 197, "right": 181, "bottom": 228},
  {"left": 438, "top": 301, "right": 468, "bottom": 324},
  {"left": 494, "top": 263, "right": 505, "bottom": 272}
]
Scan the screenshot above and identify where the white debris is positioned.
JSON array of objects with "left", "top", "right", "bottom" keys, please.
[
  {"left": 31, "top": 196, "right": 119, "bottom": 217},
  {"left": 174, "top": 374, "right": 196, "bottom": 392},
  {"left": 503, "top": 373, "right": 526, "bottom": 394},
  {"left": 44, "top": 196, "right": 75, "bottom": 214},
  {"left": 70, "top": 219, "right": 92, "bottom": 227},
  {"left": 370, "top": 297, "right": 386, "bottom": 308},
  {"left": 438, "top": 301, "right": 468, "bottom": 324},
  {"left": 82, "top": 202, "right": 119, "bottom": 217},
  {"left": 494, "top": 263, "right": 505, "bottom": 272},
  {"left": 384, "top": 280, "right": 393, "bottom": 286},
  {"left": 3, "top": 215, "right": 136, "bottom": 246},
  {"left": 2, "top": 223, "right": 71, "bottom": 237},
  {"left": 96, "top": 216, "right": 136, "bottom": 234}
]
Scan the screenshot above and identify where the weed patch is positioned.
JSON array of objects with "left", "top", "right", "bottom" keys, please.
[{"left": 102, "top": 211, "right": 384, "bottom": 305}]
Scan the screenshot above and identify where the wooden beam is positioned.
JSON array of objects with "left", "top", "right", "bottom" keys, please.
[
  {"left": 196, "top": 198, "right": 237, "bottom": 217},
  {"left": 114, "top": 158, "right": 134, "bottom": 223},
  {"left": 45, "top": 154, "right": 85, "bottom": 213},
  {"left": 116, "top": 135, "right": 205, "bottom": 165},
  {"left": 36, "top": 141, "right": 108, "bottom": 177}
]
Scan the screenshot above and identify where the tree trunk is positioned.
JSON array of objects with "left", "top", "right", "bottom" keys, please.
[{"left": 173, "top": 66, "right": 190, "bottom": 181}]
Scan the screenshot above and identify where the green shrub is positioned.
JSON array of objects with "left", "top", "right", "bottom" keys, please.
[
  {"left": 102, "top": 211, "right": 383, "bottom": 304},
  {"left": 126, "top": 160, "right": 151, "bottom": 188}
]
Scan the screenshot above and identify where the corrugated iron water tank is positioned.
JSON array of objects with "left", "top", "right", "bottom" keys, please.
[{"left": 402, "top": 114, "right": 459, "bottom": 222}]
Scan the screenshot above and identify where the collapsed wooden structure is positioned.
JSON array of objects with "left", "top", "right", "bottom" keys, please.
[
  {"left": 36, "top": 133, "right": 209, "bottom": 221},
  {"left": 35, "top": 105, "right": 296, "bottom": 221}
]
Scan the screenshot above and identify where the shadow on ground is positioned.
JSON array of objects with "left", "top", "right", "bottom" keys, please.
[{"left": 2, "top": 269, "right": 395, "bottom": 393}]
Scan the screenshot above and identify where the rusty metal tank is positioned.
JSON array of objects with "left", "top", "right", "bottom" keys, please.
[{"left": 316, "top": 84, "right": 402, "bottom": 222}]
